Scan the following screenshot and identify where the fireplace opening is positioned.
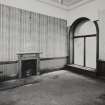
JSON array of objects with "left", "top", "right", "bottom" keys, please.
[{"left": 21, "top": 59, "right": 37, "bottom": 78}]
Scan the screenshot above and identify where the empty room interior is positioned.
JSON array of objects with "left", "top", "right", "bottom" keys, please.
[{"left": 1, "top": 0, "right": 105, "bottom": 105}]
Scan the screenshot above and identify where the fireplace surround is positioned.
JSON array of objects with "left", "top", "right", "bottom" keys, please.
[{"left": 17, "top": 53, "right": 40, "bottom": 78}]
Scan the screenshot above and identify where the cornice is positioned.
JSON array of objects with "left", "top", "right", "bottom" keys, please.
[
  {"left": 67, "top": 0, "right": 96, "bottom": 11},
  {"left": 37, "top": 0, "right": 68, "bottom": 10},
  {"left": 36, "top": 0, "right": 96, "bottom": 11}
]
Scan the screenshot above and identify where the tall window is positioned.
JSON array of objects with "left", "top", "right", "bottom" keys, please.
[{"left": 74, "top": 20, "right": 97, "bottom": 69}]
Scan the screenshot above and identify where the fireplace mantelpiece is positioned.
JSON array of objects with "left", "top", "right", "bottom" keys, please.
[{"left": 17, "top": 53, "right": 40, "bottom": 78}]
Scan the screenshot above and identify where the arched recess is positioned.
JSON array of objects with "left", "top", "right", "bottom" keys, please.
[{"left": 69, "top": 17, "right": 99, "bottom": 70}]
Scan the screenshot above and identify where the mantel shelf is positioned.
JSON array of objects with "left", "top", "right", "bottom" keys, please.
[{"left": 17, "top": 52, "right": 42, "bottom": 55}]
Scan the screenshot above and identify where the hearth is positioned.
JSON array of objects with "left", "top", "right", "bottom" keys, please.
[
  {"left": 21, "top": 59, "right": 37, "bottom": 77},
  {"left": 17, "top": 53, "right": 40, "bottom": 78}
]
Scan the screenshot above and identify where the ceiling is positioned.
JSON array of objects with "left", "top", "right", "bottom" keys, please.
[
  {"left": 47, "top": 0, "right": 84, "bottom": 6},
  {"left": 38, "top": 0, "right": 95, "bottom": 10}
]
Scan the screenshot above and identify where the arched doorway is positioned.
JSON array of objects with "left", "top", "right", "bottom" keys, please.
[{"left": 69, "top": 17, "right": 99, "bottom": 70}]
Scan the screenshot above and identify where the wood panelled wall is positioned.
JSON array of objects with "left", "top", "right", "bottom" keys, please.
[{"left": 0, "top": 4, "right": 67, "bottom": 61}]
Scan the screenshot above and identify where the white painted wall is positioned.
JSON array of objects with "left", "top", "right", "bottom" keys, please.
[
  {"left": 67, "top": 0, "right": 105, "bottom": 61},
  {"left": 98, "top": 0, "right": 105, "bottom": 11},
  {"left": 67, "top": 0, "right": 105, "bottom": 26},
  {"left": 98, "top": 0, "right": 105, "bottom": 60},
  {"left": 67, "top": 0, "right": 99, "bottom": 26},
  {"left": 0, "top": 0, "right": 67, "bottom": 20}
]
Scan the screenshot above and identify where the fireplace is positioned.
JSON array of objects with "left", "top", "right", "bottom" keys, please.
[
  {"left": 17, "top": 53, "right": 40, "bottom": 78},
  {"left": 21, "top": 59, "right": 37, "bottom": 77}
]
